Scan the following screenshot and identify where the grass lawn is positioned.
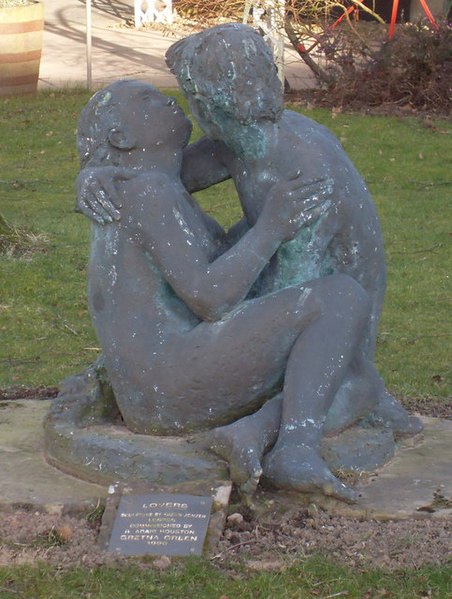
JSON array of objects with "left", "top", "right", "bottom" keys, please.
[
  {"left": 0, "top": 89, "right": 450, "bottom": 399},
  {"left": 0, "top": 556, "right": 449, "bottom": 598},
  {"left": 0, "top": 89, "right": 450, "bottom": 597}
]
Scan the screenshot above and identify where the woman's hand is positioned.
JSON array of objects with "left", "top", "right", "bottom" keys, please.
[{"left": 262, "top": 174, "right": 333, "bottom": 243}]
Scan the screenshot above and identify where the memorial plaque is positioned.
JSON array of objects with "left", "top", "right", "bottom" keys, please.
[{"left": 108, "top": 493, "right": 213, "bottom": 556}]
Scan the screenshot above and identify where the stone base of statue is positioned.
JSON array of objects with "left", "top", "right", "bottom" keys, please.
[
  {"left": 44, "top": 363, "right": 229, "bottom": 487},
  {"left": 1, "top": 396, "right": 449, "bottom": 523},
  {"left": 44, "top": 362, "right": 401, "bottom": 492}
]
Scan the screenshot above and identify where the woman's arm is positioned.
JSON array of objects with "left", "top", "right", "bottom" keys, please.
[{"left": 131, "top": 172, "right": 332, "bottom": 322}]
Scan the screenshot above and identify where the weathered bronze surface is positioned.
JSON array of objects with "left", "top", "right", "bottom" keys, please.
[{"left": 45, "top": 24, "right": 422, "bottom": 503}]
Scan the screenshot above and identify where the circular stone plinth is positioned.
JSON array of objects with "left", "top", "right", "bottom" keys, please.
[
  {"left": 44, "top": 394, "right": 229, "bottom": 488},
  {"left": 3, "top": 397, "right": 449, "bottom": 522},
  {"left": 44, "top": 368, "right": 398, "bottom": 490},
  {"left": 322, "top": 426, "right": 395, "bottom": 472}
]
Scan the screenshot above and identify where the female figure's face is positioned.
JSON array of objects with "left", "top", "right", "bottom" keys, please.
[{"left": 115, "top": 83, "right": 192, "bottom": 151}]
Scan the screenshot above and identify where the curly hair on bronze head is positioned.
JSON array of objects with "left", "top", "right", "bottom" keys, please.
[
  {"left": 77, "top": 80, "right": 162, "bottom": 169},
  {"left": 166, "top": 23, "right": 284, "bottom": 126},
  {"left": 77, "top": 85, "right": 122, "bottom": 169}
]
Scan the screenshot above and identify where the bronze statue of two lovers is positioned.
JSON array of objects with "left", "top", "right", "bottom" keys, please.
[{"left": 72, "top": 23, "right": 422, "bottom": 502}]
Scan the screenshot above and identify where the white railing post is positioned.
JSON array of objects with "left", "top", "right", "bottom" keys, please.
[{"left": 134, "top": 0, "right": 174, "bottom": 27}]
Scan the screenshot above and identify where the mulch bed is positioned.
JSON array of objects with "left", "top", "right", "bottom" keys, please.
[{"left": 0, "top": 501, "right": 450, "bottom": 571}]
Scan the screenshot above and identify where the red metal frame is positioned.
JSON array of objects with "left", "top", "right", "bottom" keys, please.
[{"left": 329, "top": 1, "right": 439, "bottom": 39}]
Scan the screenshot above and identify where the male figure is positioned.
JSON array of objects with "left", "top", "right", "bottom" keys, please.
[
  {"left": 164, "top": 24, "right": 421, "bottom": 442},
  {"left": 78, "top": 79, "right": 372, "bottom": 502}
]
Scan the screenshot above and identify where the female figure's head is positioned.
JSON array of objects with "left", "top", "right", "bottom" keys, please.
[{"left": 77, "top": 80, "right": 192, "bottom": 169}]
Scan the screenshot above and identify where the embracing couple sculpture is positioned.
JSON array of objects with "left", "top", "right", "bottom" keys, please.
[{"left": 76, "top": 23, "right": 422, "bottom": 502}]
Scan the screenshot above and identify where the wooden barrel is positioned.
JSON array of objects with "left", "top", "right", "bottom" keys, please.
[{"left": 0, "top": 2, "right": 44, "bottom": 96}]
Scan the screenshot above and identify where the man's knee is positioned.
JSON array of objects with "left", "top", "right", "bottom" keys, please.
[{"left": 315, "top": 274, "right": 371, "bottom": 323}]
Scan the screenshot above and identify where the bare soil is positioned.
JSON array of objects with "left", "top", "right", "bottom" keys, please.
[
  {"left": 0, "top": 502, "right": 450, "bottom": 572},
  {"left": 0, "top": 388, "right": 450, "bottom": 572}
]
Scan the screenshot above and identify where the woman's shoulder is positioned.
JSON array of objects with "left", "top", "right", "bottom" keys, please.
[
  {"left": 128, "top": 169, "right": 175, "bottom": 188},
  {"left": 125, "top": 170, "right": 180, "bottom": 200},
  {"left": 122, "top": 169, "right": 183, "bottom": 218}
]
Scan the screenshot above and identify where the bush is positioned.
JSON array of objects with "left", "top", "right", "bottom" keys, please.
[
  {"left": 174, "top": 0, "right": 244, "bottom": 22},
  {"left": 173, "top": 3, "right": 451, "bottom": 114},
  {"left": 288, "top": 19, "right": 452, "bottom": 114}
]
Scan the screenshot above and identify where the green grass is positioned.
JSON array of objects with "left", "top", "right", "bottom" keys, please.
[
  {"left": 0, "top": 91, "right": 450, "bottom": 400},
  {"left": 302, "top": 109, "right": 452, "bottom": 398},
  {"left": 0, "top": 555, "right": 450, "bottom": 598},
  {"left": 0, "top": 87, "right": 450, "bottom": 599}
]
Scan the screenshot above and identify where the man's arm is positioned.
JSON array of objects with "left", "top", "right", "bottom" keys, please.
[
  {"left": 214, "top": 217, "right": 250, "bottom": 255},
  {"left": 75, "top": 138, "right": 231, "bottom": 226},
  {"left": 181, "top": 137, "right": 244, "bottom": 250},
  {"left": 181, "top": 137, "right": 232, "bottom": 193},
  {"left": 76, "top": 166, "right": 135, "bottom": 224}
]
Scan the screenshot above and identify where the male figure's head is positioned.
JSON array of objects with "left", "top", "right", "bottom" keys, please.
[
  {"left": 77, "top": 80, "right": 191, "bottom": 169},
  {"left": 166, "top": 23, "right": 283, "bottom": 146}
]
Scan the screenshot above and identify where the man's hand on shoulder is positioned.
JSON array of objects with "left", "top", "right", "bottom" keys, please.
[{"left": 76, "top": 166, "right": 135, "bottom": 225}]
